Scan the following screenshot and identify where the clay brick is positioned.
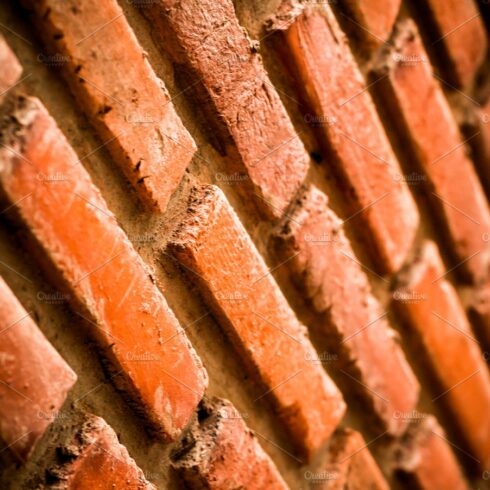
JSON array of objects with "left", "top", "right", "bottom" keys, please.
[
  {"left": 0, "top": 95, "right": 207, "bottom": 441},
  {"left": 271, "top": 185, "right": 419, "bottom": 435},
  {"left": 393, "top": 415, "right": 468, "bottom": 490},
  {"left": 0, "top": 277, "right": 76, "bottom": 461},
  {"left": 393, "top": 241, "right": 490, "bottom": 469},
  {"left": 169, "top": 185, "right": 345, "bottom": 460},
  {"left": 371, "top": 19, "right": 490, "bottom": 284},
  {"left": 23, "top": 0, "right": 196, "bottom": 212},
  {"left": 142, "top": 0, "right": 309, "bottom": 219},
  {"left": 412, "top": 0, "right": 487, "bottom": 88},
  {"left": 280, "top": 7, "right": 419, "bottom": 274},
  {"left": 337, "top": 0, "right": 401, "bottom": 51},
  {"left": 0, "top": 35, "right": 22, "bottom": 102},
  {"left": 45, "top": 413, "right": 155, "bottom": 489},
  {"left": 172, "top": 397, "right": 288, "bottom": 490},
  {"left": 303, "top": 428, "right": 389, "bottom": 489}
]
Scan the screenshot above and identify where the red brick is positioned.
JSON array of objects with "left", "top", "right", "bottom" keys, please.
[
  {"left": 271, "top": 185, "right": 419, "bottom": 435},
  {"left": 302, "top": 428, "right": 389, "bottom": 489},
  {"left": 142, "top": 0, "right": 309, "bottom": 219},
  {"left": 169, "top": 185, "right": 345, "bottom": 460},
  {"left": 393, "top": 415, "right": 468, "bottom": 490},
  {"left": 468, "top": 100, "right": 490, "bottom": 200},
  {"left": 172, "top": 397, "right": 288, "bottom": 490},
  {"left": 280, "top": 7, "right": 419, "bottom": 274},
  {"left": 0, "top": 35, "right": 22, "bottom": 102},
  {"left": 371, "top": 19, "right": 490, "bottom": 284},
  {"left": 466, "top": 284, "right": 490, "bottom": 352},
  {"left": 0, "top": 276, "right": 77, "bottom": 461},
  {"left": 23, "top": 0, "right": 196, "bottom": 212},
  {"left": 412, "top": 0, "right": 487, "bottom": 88},
  {"left": 45, "top": 413, "right": 155, "bottom": 489},
  {"left": 0, "top": 95, "right": 207, "bottom": 441},
  {"left": 337, "top": 0, "right": 401, "bottom": 51},
  {"left": 393, "top": 240, "right": 490, "bottom": 469}
]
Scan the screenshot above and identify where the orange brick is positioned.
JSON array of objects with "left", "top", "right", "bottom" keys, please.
[
  {"left": 0, "top": 35, "right": 22, "bottom": 102},
  {"left": 281, "top": 7, "right": 419, "bottom": 273},
  {"left": 23, "top": 0, "right": 196, "bottom": 212},
  {"left": 394, "top": 416, "right": 468, "bottom": 490},
  {"left": 271, "top": 185, "right": 419, "bottom": 435},
  {"left": 372, "top": 19, "right": 490, "bottom": 284},
  {"left": 172, "top": 397, "right": 288, "bottom": 490},
  {"left": 467, "top": 284, "right": 490, "bottom": 352},
  {"left": 394, "top": 241, "right": 490, "bottom": 469},
  {"left": 337, "top": 0, "right": 401, "bottom": 51},
  {"left": 44, "top": 413, "right": 155, "bottom": 489},
  {"left": 142, "top": 0, "right": 309, "bottom": 219},
  {"left": 169, "top": 185, "right": 345, "bottom": 460},
  {"left": 412, "top": 0, "right": 487, "bottom": 88},
  {"left": 0, "top": 277, "right": 77, "bottom": 461},
  {"left": 0, "top": 95, "right": 207, "bottom": 441},
  {"left": 302, "top": 428, "right": 389, "bottom": 489}
]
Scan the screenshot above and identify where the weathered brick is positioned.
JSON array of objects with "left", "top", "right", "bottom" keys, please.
[
  {"left": 393, "top": 415, "right": 468, "bottom": 490},
  {"left": 0, "top": 95, "right": 207, "bottom": 441},
  {"left": 172, "top": 397, "right": 288, "bottom": 490},
  {"left": 0, "top": 35, "right": 22, "bottom": 102},
  {"left": 44, "top": 413, "right": 155, "bottom": 489},
  {"left": 142, "top": 0, "right": 309, "bottom": 219},
  {"left": 271, "top": 185, "right": 419, "bottom": 435},
  {"left": 337, "top": 0, "right": 401, "bottom": 51},
  {"left": 0, "top": 276, "right": 77, "bottom": 461},
  {"left": 393, "top": 241, "right": 490, "bottom": 469},
  {"left": 169, "top": 185, "right": 345, "bottom": 460},
  {"left": 23, "top": 0, "right": 196, "bottom": 212},
  {"left": 371, "top": 19, "right": 490, "bottom": 284},
  {"left": 412, "top": 0, "right": 487, "bottom": 88},
  {"left": 302, "top": 428, "right": 389, "bottom": 489},
  {"left": 280, "top": 7, "right": 419, "bottom": 273}
]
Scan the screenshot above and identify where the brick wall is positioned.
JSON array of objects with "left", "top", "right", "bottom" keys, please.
[{"left": 0, "top": 0, "right": 489, "bottom": 488}]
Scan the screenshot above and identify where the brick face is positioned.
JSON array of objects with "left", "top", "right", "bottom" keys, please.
[
  {"left": 0, "top": 95, "right": 207, "bottom": 441},
  {"left": 0, "top": 35, "right": 22, "bottom": 102},
  {"left": 372, "top": 19, "right": 490, "bottom": 284},
  {"left": 281, "top": 7, "right": 419, "bottom": 274},
  {"left": 169, "top": 185, "right": 345, "bottom": 459}
]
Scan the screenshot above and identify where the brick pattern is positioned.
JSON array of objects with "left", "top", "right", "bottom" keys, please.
[
  {"left": 280, "top": 6, "right": 419, "bottom": 274},
  {"left": 0, "top": 95, "right": 207, "bottom": 441},
  {"left": 0, "top": 277, "right": 77, "bottom": 461},
  {"left": 169, "top": 185, "right": 345, "bottom": 459},
  {"left": 0, "top": 1, "right": 489, "bottom": 488},
  {"left": 23, "top": 0, "right": 197, "bottom": 213}
]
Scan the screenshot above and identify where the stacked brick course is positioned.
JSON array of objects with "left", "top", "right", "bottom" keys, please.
[{"left": 0, "top": 0, "right": 489, "bottom": 488}]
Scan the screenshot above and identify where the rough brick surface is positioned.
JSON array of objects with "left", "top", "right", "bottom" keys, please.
[
  {"left": 172, "top": 397, "right": 288, "bottom": 490},
  {"left": 394, "top": 241, "right": 490, "bottom": 469},
  {"left": 169, "top": 185, "right": 345, "bottom": 460},
  {"left": 0, "top": 95, "right": 207, "bottom": 441},
  {"left": 0, "top": 276, "right": 77, "bottom": 461},
  {"left": 142, "top": 0, "right": 309, "bottom": 219},
  {"left": 412, "top": 0, "right": 487, "bottom": 88},
  {"left": 372, "top": 19, "right": 490, "bottom": 284},
  {"left": 44, "top": 413, "right": 155, "bottom": 489},
  {"left": 467, "top": 284, "right": 490, "bottom": 352},
  {"left": 281, "top": 7, "right": 419, "bottom": 273},
  {"left": 0, "top": 35, "right": 22, "bottom": 102},
  {"left": 271, "top": 185, "right": 419, "bottom": 435},
  {"left": 23, "top": 0, "right": 197, "bottom": 212},
  {"left": 393, "top": 416, "right": 468, "bottom": 490}
]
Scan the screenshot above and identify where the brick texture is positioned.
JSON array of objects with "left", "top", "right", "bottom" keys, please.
[
  {"left": 172, "top": 397, "right": 288, "bottom": 490},
  {"left": 0, "top": 95, "right": 207, "bottom": 441},
  {"left": 0, "top": 35, "right": 22, "bottom": 102},
  {"left": 280, "top": 7, "right": 419, "bottom": 274},
  {"left": 394, "top": 241, "right": 490, "bottom": 469},
  {"left": 372, "top": 19, "right": 490, "bottom": 284},
  {"left": 169, "top": 185, "right": 345, "bottom": 459},
  {"left": 142, "top": 0, "right": 309, "bottom": 219},
  {"left": 271, "top": 185, "right": 419, "bottom": 435},
  {"left": 0, "top": 276, "right": 77, "bottom": 461},
  {"left": 23, "top": 0, "right": 197, "bottom": 212}
]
